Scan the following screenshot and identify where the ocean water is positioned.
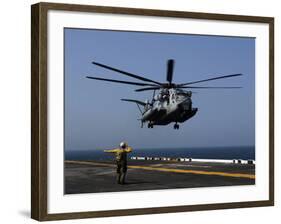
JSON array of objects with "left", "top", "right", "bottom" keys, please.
[{"left": 65, "top": 146, "right": 255, "bottom": 161}]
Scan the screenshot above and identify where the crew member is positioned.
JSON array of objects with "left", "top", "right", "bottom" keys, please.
[{"left": 104, "top": 142, "right": 132, "bottom": 184}]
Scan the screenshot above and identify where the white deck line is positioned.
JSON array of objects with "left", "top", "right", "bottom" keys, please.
[{"left": 130, "top": 156, "right": 255, "bottom": 164}]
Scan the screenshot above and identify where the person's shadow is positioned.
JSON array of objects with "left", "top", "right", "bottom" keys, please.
[{"left": 124, "top": 180, "right": 155, "bottom": 185}]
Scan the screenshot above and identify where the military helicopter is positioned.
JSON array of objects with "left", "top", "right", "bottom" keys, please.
[{"left": 86, "top": 59, "right": 242, "bottom": 129}]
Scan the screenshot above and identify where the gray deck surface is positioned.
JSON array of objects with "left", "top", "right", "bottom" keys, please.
[{"left": 64, "top": 160, "right": 255, "bottom": 194}]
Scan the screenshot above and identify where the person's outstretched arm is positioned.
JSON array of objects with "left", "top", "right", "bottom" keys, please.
[{"left": 104, "top": 148, "right": 120, "bottom": 153}]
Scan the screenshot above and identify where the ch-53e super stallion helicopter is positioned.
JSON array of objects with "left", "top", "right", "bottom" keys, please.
[{"left": 86, "top": 59, "right": 242, "bottom": 129}]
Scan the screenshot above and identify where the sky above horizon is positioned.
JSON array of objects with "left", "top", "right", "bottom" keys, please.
[{"left": 64, "top": 28, "right": 255, "bottom": 150}]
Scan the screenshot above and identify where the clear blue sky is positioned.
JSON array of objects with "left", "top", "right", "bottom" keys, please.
[{"left": 64, "top": 28, "right": 255, "bottom": 150}]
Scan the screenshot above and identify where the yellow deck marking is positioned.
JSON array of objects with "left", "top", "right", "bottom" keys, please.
[{"left": 65, "top": 160, "right": 255, "bottom": 179}]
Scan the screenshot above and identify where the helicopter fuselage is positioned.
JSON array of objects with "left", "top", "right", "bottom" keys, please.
[{"left": 141, "top": 89, "right": 198, "bottom": 129}]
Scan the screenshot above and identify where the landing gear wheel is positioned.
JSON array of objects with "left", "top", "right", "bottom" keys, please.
[
  {"left": 148, "top": 123, "right": 154, "bottom": 128},
  {"left": 174, "top": 123, "right": 179, "bottom": 129}
]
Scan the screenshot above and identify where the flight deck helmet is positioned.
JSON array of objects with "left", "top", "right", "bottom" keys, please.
[{"left": 120, "top": 142, "right": 127, "bottom": 149}]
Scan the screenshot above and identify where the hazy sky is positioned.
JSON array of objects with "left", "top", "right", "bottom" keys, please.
[{"left": 64, "top": 28, "right": 255, "bottom": 150}]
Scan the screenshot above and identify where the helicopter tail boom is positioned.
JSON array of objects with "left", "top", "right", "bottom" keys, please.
[{"left": 121, "top": 98, "right": 147, "bottom": 117}]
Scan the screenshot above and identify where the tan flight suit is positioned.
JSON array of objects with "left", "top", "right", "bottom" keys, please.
[{"left": 104, "top": 147, "right": 132, "bottom": 184}]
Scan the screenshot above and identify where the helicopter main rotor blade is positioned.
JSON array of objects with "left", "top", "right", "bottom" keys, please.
[
  {"left": 86, "top": 76, "right": 158, "bottom": 86},
  {"left": 92, "top": 61, "right": 162, "bottom": 85},
  {"left": 180, "top": 86, "right": 242, "bottom": 89},
  {"left": 179, "top": 73, "right": 243, "bottom": 86},
  {"left": 135, "top": 86, "right": 162, "bottom": 92},
  {"left": 166, "top": 59, "right": 174, "bottom": 84},
  {"left": 121, "top": 99, "right": 146, "bottom": 106}
]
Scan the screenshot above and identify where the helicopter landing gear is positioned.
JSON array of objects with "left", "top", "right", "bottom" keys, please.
[
  {"left": 148, "top": 122, "right": 154, "bottom": 128},
  {"left": 174, "top": 123, "right": 179, "bottom": 130}
]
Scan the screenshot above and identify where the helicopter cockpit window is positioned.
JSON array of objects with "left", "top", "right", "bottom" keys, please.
[{"left": 158, "top": 93, "right": 164, "bottom": 101}]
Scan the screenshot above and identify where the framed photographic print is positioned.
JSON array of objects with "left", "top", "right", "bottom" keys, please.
[{"left": 31, "top": 2, "right": 274, "bottom": 221}]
